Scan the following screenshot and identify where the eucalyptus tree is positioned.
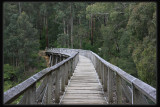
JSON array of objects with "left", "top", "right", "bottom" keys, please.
[{"left": 127, "top": 2, "right": 156, "bottom": 87}]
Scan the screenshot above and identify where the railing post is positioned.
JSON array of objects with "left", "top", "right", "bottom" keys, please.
[
  {"left": 95, "top": 57, "right": 98, "bottom": 73},
  {"left": 25, "top": 83, "right": 36, "bottom": 104},
  {"left": 108, "top": 67, "right": 113, "bottom": 104},
  {"left": 132, "top": 84, "right": 147, "bottom": 104},
  {"left": 73, "top": 58, "right": 75, "bottom": 71},
  {"left": 103, "top": 65, "right": 107, "bottom": 92},
  {"left": 52, "top": 55, "right": 55, "bottom": 65},
  {"left": 57, "top": 55, "right": 59, "bottom": 63},
  {"left": 46, "top": 73, "right": 53, "bottom": 104},
  {"left": 94, "top": 55, "right": 96, "bottom": 67},
  {"left": 60, "top": 55, "right": 62, "bottom": 62},
  {"left": 53, "top": 55, "right": 55, "bottom": 65},
  {"left": 70, "top": 59, "right": 73, "bottom": 76},
  {"left": 61, "top": 65, "right": 65, "bottom": 92},
  {"left": 68, "top": 60, "right": 71, "bottom": 79},
  {"left": 101, "top": 63, "right": 104, "bottom": 85},
  {"left": 116, "top": 73, "right": 122, "bottom": 104},
  {"left": 96, "top": 59, "right": 99, "bottom": 77},
  {"left": 65, "top": 62, "right": 68, "bottom": 85},
  {"left": 55, "top": 55, "right": 58, "bottom": 64},
  {"left": 49, "top": 55, "right": 52, "bottom": 67},
  {"left": 99, "top": 60, "right": 101, "bottom": 79},
  {"left": 50, "top": 55, "right": 52, "bottom": 66},
  {"left": 55, "top": 68, "right": 60, "bottom": 103}
]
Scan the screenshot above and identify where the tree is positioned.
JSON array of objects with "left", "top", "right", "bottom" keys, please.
[{"left": 127, "top": 2, "right": 156, "bottom": 87}]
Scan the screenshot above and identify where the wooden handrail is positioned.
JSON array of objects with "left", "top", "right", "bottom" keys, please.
[
  {"left": 47, "top": 48, "right": 156, "bottom": 104},
  {"left": 4, "top": 48, "right": 79, "bottom": 104},
  {"left": 4, "top": 48, "right": 156, "bottom": 105},
  {"left": 72, "top": 49, "right": 156, "bottom": 104},
  {"left": 90, "top": 51, "right": 156, "bottom": 104}
]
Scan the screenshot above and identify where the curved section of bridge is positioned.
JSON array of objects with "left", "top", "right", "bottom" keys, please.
[{"left": 3, "top": 48, "right": 156, "bottom": 105}]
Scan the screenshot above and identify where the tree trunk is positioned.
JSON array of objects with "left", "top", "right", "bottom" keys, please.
[
  {"left": 18, "top": 2, "right": 21, "bottom": 14},
  {"left": 66, "top": 24, "right": 69, "bottom": 48},
  {"left": 94, "top": 17, "right": 95, "bottom": 31},
  {"left": 63, "top": 18, "right": 66, "bottom": 34},
  {"left": 46, "top": 17, "right": 48, "bottom": 48},
  {"left": 70, "top": 4, "right": 73, "bottom": 48}
]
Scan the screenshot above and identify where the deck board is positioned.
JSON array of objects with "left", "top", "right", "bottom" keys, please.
[{"left": 60, "top": 55, "right": 107, "bottom": 104}]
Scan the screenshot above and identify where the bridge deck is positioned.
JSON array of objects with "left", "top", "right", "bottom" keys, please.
[{"left": 60, "top": 55, "right": 107, "bottom": 104}]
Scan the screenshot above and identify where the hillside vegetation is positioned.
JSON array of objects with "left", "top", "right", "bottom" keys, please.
[{"left": 3, "top": 2, "right": 156, "bottom": 91}]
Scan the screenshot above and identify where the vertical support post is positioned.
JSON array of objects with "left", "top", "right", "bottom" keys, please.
[
  {"left": 70, "top": 59, "right": 73, "bottom": 76},
  {"left": 77, "top": 53, "right": 79, "bottom": 65},
  {"left": 73, "top": 58, "right": 75, "bottom": 71},
  {"left": 132, "top": 84, "right": 135, "bottom": 104},
  {"left": 54, "top": 55, "right": 56, "bottom": 65},
  {"left": 50, "top": 55, "right": 52, "bottom": 67},
  {"left": 75, "top": 54, "right": 77, "bottom": 66},
  {"left": 52, "top": 55, "right": 55, "bottom": 65},
  {"left": 99, "top": 60, "right": 101, "bottom": 79},
  {"left": 94, "top": 56, "right": 95, "bottom": 67},
  {"left": 96, "top": 59, "right": 99, "bottom": 75},
  {"left": 108, "top": 67, "right": 113, "bottom": 104},
  {"left": 55, "top": 55, "right": 58, "bottom": 64},
  {"left": 116, "top": 73, "right": 122, "bottom": 104},
  {"left": 55, "top": 68, "right": 60, "bottom": 103},
  {"left": 61, "top": 65, "right": 65, "bottom": 92},
  {"left": 101, "top": 63, "right": 104, "bottom": 85},
  {"left": 53, "top": 55, "right": 55, "bottom": 65},
  {"left": 25, "top": 83, "right": 36, "bottom": 104},
  {"left": 57, "top": 55, "right": 59, "bottom": 63},
  {"left": 65, "top": 62, "right": 68, "bottom": 85},
  {"left": 95, "top": 57, "right": 98, "bottom": 73},
  {"left": 46, "top": 73, "right": 53, "bottom": 104},
  {"left": 60, "top": 55, "right": 61, "bottom": 62},
  {"left": 132, "top": 84, "right": 146, "bottom": 104},
  {"left": 72, "top": 58, "right": 75, "bottom": 73},
  {"left": 49, "top": 55, "right": 52, "bottom": 67},
  {"left": 68, "top": 60, "right": 71, "bottom": 79},
  {"left": 103, "top": 66, "right": 107, "bottom": 92},
  {"left": 51, "top": 55, "right": 53, "bottom": 66}
]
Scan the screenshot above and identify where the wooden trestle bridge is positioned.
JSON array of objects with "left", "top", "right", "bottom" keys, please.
[{"left": 4, "top": 48, "right": 156, "bottom": 105}]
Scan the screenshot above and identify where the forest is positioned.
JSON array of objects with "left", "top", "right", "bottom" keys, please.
[{"left": 3, "top": 2, "right": 157, "bottom": 92}]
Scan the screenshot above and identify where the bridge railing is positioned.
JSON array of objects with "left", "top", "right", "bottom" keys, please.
[
  {"left": 3, "top": 48, "right": 79, "bottom": 104},
  {"left": 74, "top": 49, "right": 156, "bottom": 105},
  {"left": 4, "top": 48, "right": 156, "bottom": 105}
]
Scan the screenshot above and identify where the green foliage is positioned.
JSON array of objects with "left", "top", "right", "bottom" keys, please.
[
  {"left": 82, "top": 40, "right": 92, "bottom": 50},
  {"left": 127, "top": 2, "right": 156, "bottom": 87},
  {"left": 40, "top": 26, "right": 46, "bottom": 49},
  {"left": 132, "top": 36, "right": 156, "bottom": 87},
  {"left": 127, "top": 3, "right": 156, "bottom": 41},
  {"left": 57, "top": 33, "right": 69, "bottom": 48},
  {"left": 3, "top": 2, "right": 157, "bottom": 95},
  {"left": 4, "top": 64, "right": 18, "bottom": 81},
  {"left": 3, "top": 64, "right": 19, "bottom": 92},
  {"left": 93, "top": 2, "right": 156, "bottom": 87}
]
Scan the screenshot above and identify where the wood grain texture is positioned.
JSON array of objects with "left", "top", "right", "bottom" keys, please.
[{"left": 60, "top": 55, "right": 107, "bottom": 105}]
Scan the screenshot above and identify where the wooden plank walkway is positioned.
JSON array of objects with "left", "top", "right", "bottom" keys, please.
[{"left": 60, "top": 55, "right": 107, "bottom": 104}]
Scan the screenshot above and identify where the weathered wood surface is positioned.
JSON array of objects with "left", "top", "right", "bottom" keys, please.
[
  {"left": 4, "top": 48, "right": 156, "bottom": 105},
  {"left": 60, "top": 55, "right": 107, "bottom": 104},
  {"left": 4, "top": 48, "right": 78, "bottom": 104}
]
